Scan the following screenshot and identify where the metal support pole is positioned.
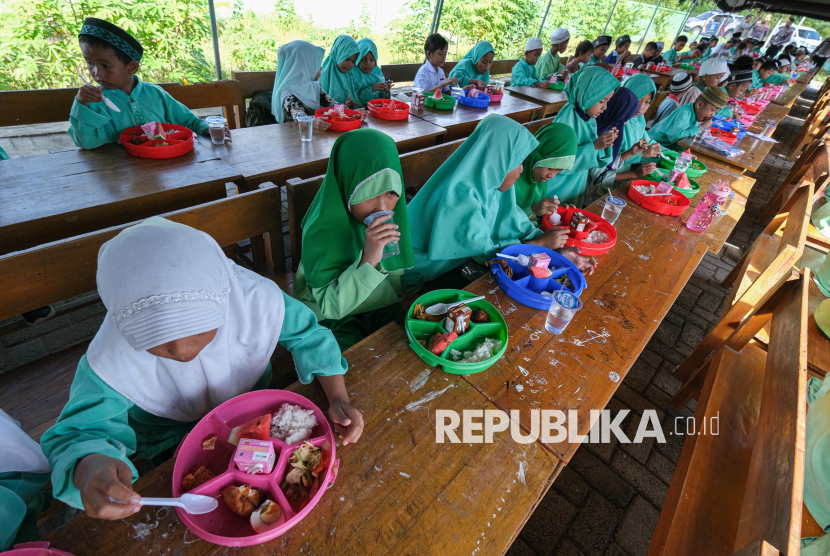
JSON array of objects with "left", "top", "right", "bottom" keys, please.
[
  {"left": 672, "top": 0, "right": 697, "bottom": 44},
  {"left": 636, "top": 0, "right": 663, "bottom": 54},
  {"left": 538, "top": 0, "right": 554, "bottom": 37},
  {"left": 430, "top": 0, "right": 445, "bottom": 35},
  {"left": 602, "top": 0, "right": 620, "bottom": 36},
  {"left": 208, "top": 0, "right": 222, "bottom": 80}
]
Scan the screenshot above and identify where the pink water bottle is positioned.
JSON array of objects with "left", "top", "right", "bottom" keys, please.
[{"left": 685, "top": 179, "right": 730, "bottom": 232}]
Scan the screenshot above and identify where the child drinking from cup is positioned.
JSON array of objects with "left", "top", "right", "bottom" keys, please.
[
  {"left": 69, "top": 18, "right": 229, "bottom": 150},
  {"left": 294, "top": 129, "right": 412, "bottom": 351},
  {"left": 413, "top": 34, "right": 457, "bottom": 94},
  {"left": 40, "top": 218, "right": 362, "bottom": 520}
]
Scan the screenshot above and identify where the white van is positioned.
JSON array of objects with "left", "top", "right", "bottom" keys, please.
[{"left": 766, "top": 23, "right": 822, "bottom": 51}]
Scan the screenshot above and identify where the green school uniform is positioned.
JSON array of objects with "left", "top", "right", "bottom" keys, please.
[
  {"left": 68, "top": 75, "right": 209, "bottom": 150},
  {"left": 513, "top": 123, "right": 578, "bottom": 217},
  {"left": 40, "top": 290, "right": 346, "bottom": 510},
  {"left": 0, "top": 146, "right": 8, "bottom": 160},
  {"left": 354, "top": 38, "right": 386, "bottom": 108},
  {"left": 401, "top": 115, "right": 543, "bottom": 292},
  {"left": 449, "top": 41, "right": 494, "bottom": 87},
  {"left": 294, "top": 129, "right": 413, "bottom": 350},
  {"left": 763, "top": 72, "right": 790, "bottom": 85},
  {"left": 319, "top": 35, "right": 361, "bottom": 105},
  {"left": 803, "top": 377, "right": 830, "bottom": 551},
  {"left": 537, "top": 50, "right": 565, "bottom": 79},
  {"left": 0, "top": 471, "right": 49, "bottom": 550},
  {"left": 649, "top": 103, "right": 701, "bottom": 150},
  {"left": 545, "top": 67, "right": 620, "bottom": 207},
  {"left": 715, "top": 85, "right": 734, "bottom": 118},
  {"left": 619, "top": 74, "right": 658, "bottom": 172},
  {"left": 511, "top": 59, "right": 541, "bottom": 86},
  {"left": 662, "top": 48, "right": 679, "bottom": 65},
  {"left": 751, "top": 69, "right": 765, "bottom": 91}
]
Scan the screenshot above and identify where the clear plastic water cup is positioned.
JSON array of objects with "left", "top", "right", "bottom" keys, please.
[
  {"left": 363, "top": 210, "right": 399, "bottom": 259},
  {"left": 602, "top": 196, "right": 626, "bottom": 225},
  {"left": 297, "top": 115, "right": 314, "bottom": 142},
  {"left": 205, "top": 116, "right": 227, "bottom": 145},
  {"left": 545, "top": 290, "right": 583, "bottom": 334},
  {"left": 451, "top": 87, "right": 464, "bottom": 100}
]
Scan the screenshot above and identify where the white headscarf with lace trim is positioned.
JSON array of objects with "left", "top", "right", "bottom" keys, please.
[{"left": 87, "top": 217, "right": 285, "bottom": 422}]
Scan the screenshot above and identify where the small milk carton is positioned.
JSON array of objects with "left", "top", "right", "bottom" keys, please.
[
  {"left": 234, "top": 439, "right": 276, "bottom": 474},
  {"left": 529, "top": 253, "right": 551, "bottom": 269},
  {"left": 569, "top": 212, "right": 590, "bottom": 232},
  {"left": 444, "top": 303, "right": 472, "bottom": 335}
]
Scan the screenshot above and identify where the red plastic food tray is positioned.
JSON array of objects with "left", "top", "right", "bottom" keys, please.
[
  {"left": 539, "top": 207, "right": 617, "bottom": 256},
  {"left": 708, "top": 128, "right": 738, "bottom": 145},
  {"left": 314, "top": 107, "right": 363, "bottom": 131},
  {"left": 118, "top": 124, "right": 194, "bottom": 159},
  {"left": 172, "top": 390, "right": 338, "bottom": 546},
  {"left": 628, "top": 180, "right": 690, "bottom": 216},
  {"left": 367, "top": 99, "right": 410, "bottom": 120}
]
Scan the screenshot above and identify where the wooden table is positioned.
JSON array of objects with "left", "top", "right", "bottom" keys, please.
[
  {"left": 638, "top": 67, "right": 692, "bottom": 91},
  {"left": 410, "top": 94, "right": 540, "bottom": 141},
  {"left": 678, "top": 132, "right": 775, "bottom": 174},
  {"left": 798, "top": 70, "right": 817, "bottom": 84},
  {"left": 196, "top": 115, "right": 446, "bottom": 188},
  {"left": 0, "top": 143, "right": 242, "bottom": 255},
  {"left": 747, "top": 102, "right": 791, "bottom": 133},
  {"left": 45, "top": 324, "right": 562, "bottom": 555},
  {"left": 504, "top": 86, "right": 568, "bottom": 118},
  {"left": 771, "top": 83, "right": 808, "bottom": 108}
]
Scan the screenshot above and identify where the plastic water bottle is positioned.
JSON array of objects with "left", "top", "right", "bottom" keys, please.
[
  {"left": 719, "top": 190, "right": 736, "bottom": 216},
  {"left": 685, "top": 179, "right": 731, "bottom": 232}
]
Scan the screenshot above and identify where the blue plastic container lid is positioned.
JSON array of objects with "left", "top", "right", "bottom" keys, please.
[
  {"left": 607, "top": 196, "right": 626, "bottom": 207},
  {"left": 458, "top": 92, "right": 491, "bottom": 108}
]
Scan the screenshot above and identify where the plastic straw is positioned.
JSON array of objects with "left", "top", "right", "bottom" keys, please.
[{"left": 607, "top": 188, "right": 614, "bottom": 201}]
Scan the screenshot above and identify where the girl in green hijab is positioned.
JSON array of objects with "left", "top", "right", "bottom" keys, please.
[
  {"left": 354, "top": 38, "right": 391, "bottom": 107},
  {"left": 294, "top": 129, "right": 414, "bottom": 350},
  {"left": 546, "top": 66, "right": 621, "bottom": 207},
  {"left": 513, "top": 123, "right": 578, "bottom": 219},
  {"left": 402, "top": 114, "right": 594, "bottom": 294},
  {"left": 319, "top": 35, "right": 361, "bottom": 107},
  {"left": 448, "top": 41, "right": 495, "bottom": 88},
  {"left": 618, "top": 74, "right": 662, "bottom": 173}
]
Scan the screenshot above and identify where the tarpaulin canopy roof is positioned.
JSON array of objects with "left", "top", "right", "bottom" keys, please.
[{"left": 715, "top": 0, "right": 830, "bottom": 21}]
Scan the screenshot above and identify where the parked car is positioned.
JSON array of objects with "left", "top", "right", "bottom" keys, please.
[
  {"left": 761, "top": 24, "right": 822, "bottom": 51},
  {"left": 685, "top": 11, "right": 745, "bottom": 39}
]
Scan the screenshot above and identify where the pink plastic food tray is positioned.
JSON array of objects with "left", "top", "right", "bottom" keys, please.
[
  {"left": 172, "top": 390, "right": 338, "bottom": 547},
  {"left": 2, "top": 542, "right": 73, "bottom": 555}
]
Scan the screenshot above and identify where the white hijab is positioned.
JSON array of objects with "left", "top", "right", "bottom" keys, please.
[
  {"left": 87, "top": 218, "right": 285, "bottom": 422},
  {"left": 0, "top": 409, "right": 51, "bottom": 474}
]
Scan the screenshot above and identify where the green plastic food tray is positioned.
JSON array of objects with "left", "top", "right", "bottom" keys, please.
[
  {"left": 681, "top": 64, "right": 696, "bottom": 70},
  {"left": 548, "top": 81, "right": 566, "bottom": 90},
  {"left": 425, "top": 95, "right": 456, "bottom": 110},
  {"left": 658, "top": 150, "right": 707, "bottom": 178},
  {"left": 646, "top": 169, "right": 700, "bottom": 199},
  {"left": 406, "top": 289, "right": 508, "bottom": 374}
]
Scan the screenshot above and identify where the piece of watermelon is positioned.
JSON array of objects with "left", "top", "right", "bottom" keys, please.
[{"left": 228, "top": 413, "right": 271, "bottom": 446}]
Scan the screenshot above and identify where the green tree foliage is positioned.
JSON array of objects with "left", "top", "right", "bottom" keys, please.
[{"left": 0, "top": 0, "right": 214, "bottom": 90}]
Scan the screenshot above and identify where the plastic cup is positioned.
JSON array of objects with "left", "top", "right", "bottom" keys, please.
[
  {"left": 297, "top": 115, "right": 314, "bottom": 142},
  {"left": 602, "top": 196, "right": 626, "bottom": 225},
  {"left": 451, "top": 87, "right": 464, "bottom": 100},
  {"left": 544, "top": 290, "right": 583, "bottom": 334},
  {"left": 363, "top": 210, "right": 399, "bottom": 259},
  {"left": 205, "top": 116, "right": 226, "bottom": 145},
  {"left": 491, "top": 80, "right": 504, "bottom": 93}
]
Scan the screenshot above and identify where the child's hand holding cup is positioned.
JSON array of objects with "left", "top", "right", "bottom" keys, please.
[{"left": 360, "top": 211, "right": 400, "bottom": 268}]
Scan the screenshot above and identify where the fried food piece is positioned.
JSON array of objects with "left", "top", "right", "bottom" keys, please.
[
  {"left": 202, "top": 435, "right": 217, "bottom": 450},
  {"left": 412, "top": 303, "right": 442, "bottom": 322},
  {"left": 221, "top": 484, "right": 264, "bottom": 517},
  {"left": 181, "top": 465, "right": 215, "bottom": 492},
  {"left": 471, "top": 308, "right": 491, "bottom": 323},
  {"left": 485, "top": 258, "right": 513, "bottom": 279}
]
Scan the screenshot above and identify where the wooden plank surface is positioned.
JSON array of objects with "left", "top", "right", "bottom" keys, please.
[
  {"left": 409, "top": 95, "right": 539, "bottom": 141},
  {"left": 794, "top": 247, "right": 830, "bottom": 378},
  {"left": 771, "top": 83, "right": 807, "bottom": 108},
  {"left": 0, "top": 143, "right": 240, "bottom": 255},
  {"left": 44, "top": 324, "right": 561, "bottom": 555},
  {"left": 461, "top": 204, "right": 709, "bottom": 463},
  {"left": 504, "top": 86, "right": 568, "bottom": 116},
  {"left": 747, "top": 103, "right": 791, "bottom": 134},
  {"left": 195, "top": 115, "right": 446, "bottom": 187},
  {"left": 678, "top": 133, "right": 775, "bottom": 174},
  {"left": 636, "top": 67, "right": 677, "bottom": 90}
]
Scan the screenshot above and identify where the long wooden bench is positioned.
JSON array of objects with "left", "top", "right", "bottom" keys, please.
[
  {"left": 649, "top": 268, "right": 809, "bottom": 556},
  {"left": 285, "top": 116, "right": 557, "bottom": 270},
  {"left": 0, "top": 80, "right": 246, "bottom": 129}
]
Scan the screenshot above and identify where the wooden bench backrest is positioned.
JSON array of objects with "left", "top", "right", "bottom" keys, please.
[
  {"left": 523, "top": 116, "right": 556, "bottom": 135},
  {"left": 0, "top": 81, "right": 245, "bottom": 129},
  {"left": 645, "top": 90, "right": 670, "bottom": 124},
  {"left": 762, "top": 140, "right": 827, "bottom": 220},
  {"left": 286, "top": 137, "right": 467, "bottom": 268},
  {"left": 0, "top": 183, "right": 281, "bottom": 322},
  {"left": 652, "top": 269, "right": 809, "bottom": 556}
]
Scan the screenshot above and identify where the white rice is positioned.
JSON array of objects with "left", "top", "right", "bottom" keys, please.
[
  {"left": 270, "top": 403, "right": 318, "bottom": 445},
  {"left": 585, "top": 231, "right": 610, "bottom": 244},
  {"left": 450, "top": 338, "right": 503, "bottom": 364}
]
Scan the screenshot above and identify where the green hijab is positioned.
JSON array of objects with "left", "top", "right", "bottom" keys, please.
[
  {"left": 300, "top": 129, "right": 413, "bottom": 288},
  {"left": 618, "top": 74, "right": 657, "bottom": 171},
  {"left": 319, "top": 35, "right": 361, "bottom": 104},
  {"left": 514, "top": 123, "right": 578, "bottom": 216},
  {"left": 354, "top": 38, "right": 385, "bottom": 107},
  {"left": 448, "top": 41, "right": 495, "bottom": 87},
  {"left": 407, "top": 114, "right": 540, "bottom": 261}
]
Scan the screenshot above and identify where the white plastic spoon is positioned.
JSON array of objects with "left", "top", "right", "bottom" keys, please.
[
  {"left": 497, "top": 252, "right": 530, "bottom": 266},
  {"left": 77, "top": 73, "right": 121, "bottom": 113},
  {"left": 109, "top": 493, "right": 217, "bottom": 514},
  {"left": 426, "top": 296, "right": 486, "bottom": 316}
]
